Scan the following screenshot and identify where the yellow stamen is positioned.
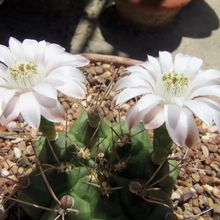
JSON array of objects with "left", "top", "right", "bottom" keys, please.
[
  {"left": 9, "top": 61, "right": 38, "bottom": 79},
  {"left": 161, "top": 72, "right": 189, "bottom": 96}
]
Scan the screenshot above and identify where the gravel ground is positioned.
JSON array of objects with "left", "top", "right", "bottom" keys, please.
[{"left": 0, "top": 62, "right": 220, "bottom": 220}]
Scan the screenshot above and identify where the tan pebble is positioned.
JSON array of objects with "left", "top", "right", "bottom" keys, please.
[
  {"left": 67, "top": 114, "right": 73, "bottom": 121},
  {"left": 183, "top": 211, "right": 193, "bottom": 219},
  {"left": 203, "top": 184, "right": 214, "bottom": 194},
  {"left": 30, "top": 128, "right": 38, "bottom": 137},
  {"left": 192, "top": 173, "right": 200, "bottom": 182},
  {"left": 62, "top": 101, "right": 70, "bottom": 110},
  {"left": 201, "top": 135, "right": 211, "bottom": 144},
  {"left": 210, "top": 161, "right": 220, "bottom": 172},
  {"left": 192, "top": 198, "right": 199, "bottom": 207},
  {"left": 203, "top": 217, "right": 213, "bottom": 220},
  {"left": 88, "top": 67, "right": 97, "bottom": 75},
  {"left": 196, "top": 217, "right": 205, "bottom": 220},
  {"left": 213, "top": 177, "right": 220, "bottom": 184},
  {"left": 11, "top": 165, "right": 18, "bottom": 173},
  {"left": 212, "top": 187, "right": 220, "bottom": 199},
  {"left": 175, "top": 214, "right": 184, "bottom": 220},
  {"left": 192, "top": 207, "right": 201, "bottom": 215},
  {"left": 25, "top": 145, "right": 34, "bottom": 155},
  {"left": 95, "top": 66, "right": 103, "bottom": 75},
  {"left": 171, "top": 191, "right": 181, "bottom": 200},
  {"left": 194, "top": 184, "right": 204, "bottom": 194},
  {"left": 208, "top": 144, "right": 218, "bottom": 153},
  {"left": 24, "top": 167, "right": 33, "bottom": 175},
  {"left": 200, "top": 123, "right": 209, "bottom": 134},
  {"left": 18, "top": 167, "right": 24, "bottom": 174},
  {"left": 67, "top": 109, "right": 73, "bottom": 114},
  {"left": 11, "top": 137, "right": 24, "bottom": 144},
  {"left": 201, "top": 145, "right": 209, "bottom": 157},
  {"left": 214, "top": 204, "right": 220, "bottom": 214},
  {"left": 198, "top": 195, "right": 208, "bottom": 209},
  {"left": 215, "top": 135, "right": 220, "bottom": 144},
  {"left": 17, "top": 141, "right": 27, "bottom": 150},
  {"left": 200, "top": 176, "right": 213, "bottom": 185},
  {"left": 102, "top": 64, "right": 111, "bottom": 69},
  {"left": 102, "top": 71, "right": 112, "bottom": 78}
]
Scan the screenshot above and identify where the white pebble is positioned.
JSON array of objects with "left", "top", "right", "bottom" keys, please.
[
  {"left": 0, "top": 169, "right": 10, "bottom": 177},
  {"left": 13, "top": 147, "right": 22, "bottom": 159}
]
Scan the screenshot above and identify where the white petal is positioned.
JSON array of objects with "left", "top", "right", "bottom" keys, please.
[
  {"left": 22, "top": 39, "right": 38, "bottom": 61},
  {"left": 115, "top": 75, "right": 148, "bottom": 90},
  {"left": 46, "top": 53, "right": 89, "bottom": 72},
  {"left": 9, "top": 37, "right": 25, "bottom": 61},
  {"left": 1, "top": 95, "right": 20, "bottom": 123},
  {"left": 115, "top": 87, "right": 149, "bottom": 106},
  {"left": 126, "top": 97, "right": 164, "bottom": 130},
  {"left": 190, "top": 85, "right": 220, "bottom": 98},
  {"left": 126, "top": 65, "right": 156, "bottom": 87},
  {"left": 1, "top": 89, "right": 17, "bottom": 108},
  {"left": 33, "top": 91, "right": 57, "bottom": 108},
  {"left": 0, "top": 71, "right": 10, "bottom": 86},
  {"left": 44, "top": 43, "right": 65, "bottom": 63},
  {"left": 36, "top": 40, "right": 46, "bottom": 61},
  {"left": 0, "top": 63, "right": 7, "bottom": 71},
  {"left": 19, "top": 92, "right": 41, "bottom": 128},
  {"left": 142, "top": 105, "right": 164, "bottom": 129},
  {"left": 147, "top": 55, "right": 161, "bottom": 76},
  {"left": 126, "top": 105, "right": 140, "bottom": 130},
  {"left": 0, "top": 45, "right": 15, "bottom": 66},
  {"left": 33, "top": 82, "right": 57, "bottom": 100},
  {"left": 47, "top": 66, "right": 86, "bottom": 82},
  {"left": 159, "top": 51, "right": 173, "bottom": 73},
  {"left": 56, "top": 81, "right": 86, "bottom": 99},
  {"left": 194, "top": 97, "right": 220, "bottom": 129},
  {"left": 186, "top": 57, "right": 203, "bottom": 79},
  {"left": 164, "top": 104, "right": 199, "bottom": 147},
  {"left": 136, "top": 94, "right": 163, "bottom": 112},
  {"left": 184, "top": 100, "right": 214, "bottom": 126},
  {"left": 190, "top": 69, "right": 220, "bottom": 89},
  {"left": 174, "top": 53, "right": 190, "bottom": 74},
  {"left": 40, "top": 102, "right": 65, "bottom": 123}
]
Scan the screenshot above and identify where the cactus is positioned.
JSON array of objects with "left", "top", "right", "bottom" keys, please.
[{"left": 16, "top": 107, "right": 179, "bottom": 220}]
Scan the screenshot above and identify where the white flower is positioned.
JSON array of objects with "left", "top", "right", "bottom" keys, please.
[
  {"left": 0, "top": 37, "right": 89, "bottom": 127},
  {"left": 114, "top": 51, "right": 220, "bottom": 147}
]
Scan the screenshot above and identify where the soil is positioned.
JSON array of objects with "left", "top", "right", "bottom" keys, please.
[{"left": 0, "top": 61, "right": 220, "bottom": 220}]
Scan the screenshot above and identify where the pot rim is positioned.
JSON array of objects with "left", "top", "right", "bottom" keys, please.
[
  {"left": 82, "top": 53, "right": 143, "bottom": 67},
  {"left": 117, "top": 0, "right": 192, "bottom": 9}
]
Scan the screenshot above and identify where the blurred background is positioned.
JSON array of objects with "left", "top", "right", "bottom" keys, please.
[{"left": 0, "top": 0, "right": 219, "bottom": 68}]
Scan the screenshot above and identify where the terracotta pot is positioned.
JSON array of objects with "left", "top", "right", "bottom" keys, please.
[{"left": 115, "top": 0, "right": 192, "bottom": 31}]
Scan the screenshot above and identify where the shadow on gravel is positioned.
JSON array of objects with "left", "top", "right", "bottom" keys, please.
[
  {"left": 0, "top": 0, "right": 88, "bottom": 51},
  {"left": 99, "top": 0, "right": 219, "bottom": 59}
]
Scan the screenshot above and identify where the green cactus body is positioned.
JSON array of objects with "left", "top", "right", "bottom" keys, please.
[{"left": 17, "top": 111, "right": 179, "bottom": 220}]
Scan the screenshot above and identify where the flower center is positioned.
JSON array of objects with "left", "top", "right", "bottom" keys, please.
[
  {"left": 161, "top": 72, "right": 189, "bottom": 97},
  {"left": 8, "top": 61, "right": 43, "bottom": 91},
  {"left": 9, "top": 61, "right": 38, "bottom": 80}
]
